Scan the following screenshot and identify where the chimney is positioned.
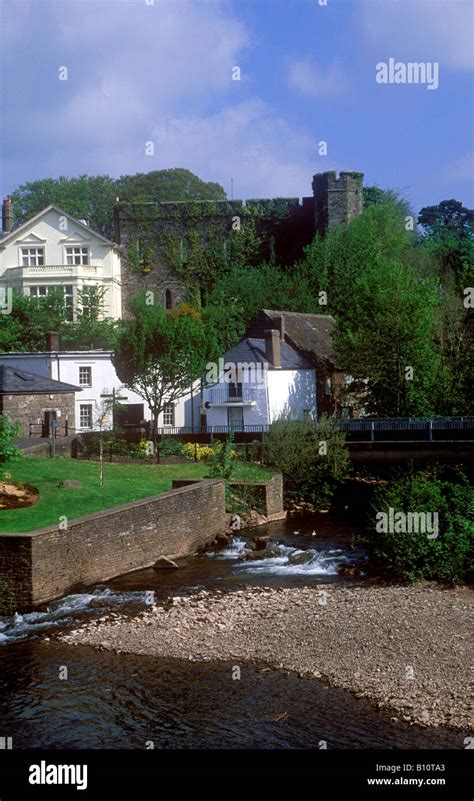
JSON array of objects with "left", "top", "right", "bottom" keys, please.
[
  {"left": 274, "top": 314, "right": 285, "bottom": 340},
  {"left": 264, "top": 329, "right": 281, "bottom": 368},
  {"left": 2, "top": 197, "right": 13, "bottom": 234},
  {"left": 45, "top": 331, "right": 59, "bottom": 352}
]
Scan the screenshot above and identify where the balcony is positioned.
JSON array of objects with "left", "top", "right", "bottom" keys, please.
[
  {"left": 2, "top": 264, "right": 103, "bottom": 279},
  {"left": 204, "top": 387, "right": 257, "bottom": 406}
]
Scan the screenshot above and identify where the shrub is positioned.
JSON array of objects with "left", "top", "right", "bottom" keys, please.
[
  {"left": 263, "top": 414, "right": 349, "bottom": 508},
  {"left": 361, "top": 470, "right": 474, "bottom": 583},
  {"left": 159, "top": 437, "right": 185, "bottom": 458},
  {"left": 205, "top": 436, "right": 236, "bottom": 481},
  {"left": 0, "top": 414, "right": 22, "bottom": 463},
  {"left": 182, "top": 441, "right": 237, "bottom": 462}
]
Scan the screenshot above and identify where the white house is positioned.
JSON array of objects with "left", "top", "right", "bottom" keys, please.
[
  {"left": 200, "top": 309, "right": 355, "bottom": 432},
  {"left": 202, "top": 329, "right": 317, "bottom": 432},
  {"left": 0, "top": 198, "right": 122, "bottom": 319},
  {"left": 0, "top": 337, "right": 200, "bottom": 435}
]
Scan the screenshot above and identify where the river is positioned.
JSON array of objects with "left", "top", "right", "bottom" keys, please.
[{"left": 0, "top": 514, "right": 462, "bottom": 749}]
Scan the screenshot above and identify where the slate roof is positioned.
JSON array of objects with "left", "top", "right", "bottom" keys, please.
[
  {"left": 222, "top": 337, "right": 314, "bottom": 370},
  {"left": 0, "top": 365, "right": 81, "bottom": 395},
  {"left": 262, "top": 309, "right": 337, "bottom": 366}
]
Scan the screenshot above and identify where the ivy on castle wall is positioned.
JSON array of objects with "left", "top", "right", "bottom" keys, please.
[{"left": 119, "top": 197, "right": 300, "bottom": 295}]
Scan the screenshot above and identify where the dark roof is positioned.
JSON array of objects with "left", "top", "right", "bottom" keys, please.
[
  {"left": 222, "top": 337, "right": 314, "bottom": 370},
  {"left": 0, "top": 365, "right": 81, "bottom": 395},
  {"left": 262, "top": 309, "right": 336, "bottom": 366}
]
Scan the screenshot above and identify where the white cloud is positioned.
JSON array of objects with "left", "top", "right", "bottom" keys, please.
[
  {"left": 6, "top": 0, "right": 320, "bottom": 198},
  {"left": 356, "top": 0, "right": 473, "bottom": 70},
  {"left": 444, "top": 152, "right": 474, "bottom": 182},
  {"left": 149, "top": 100, "right": 318, "bottom": 198},
  {"left": 287, "top": 59, "right": 348, "bottom": 98}
]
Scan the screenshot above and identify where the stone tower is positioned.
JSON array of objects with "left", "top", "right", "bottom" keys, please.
[{"left": 312, "top": 171, "right": 364, "bottom": 236}]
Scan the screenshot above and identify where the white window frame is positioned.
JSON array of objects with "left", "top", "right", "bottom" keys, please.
[
  {"left": 21, "top": 247, "right": 45, "bottom": 267},
  {"left": 65, "top": 246, "right": 89, "bottom": 266},
  {"left": 79, "top": 403, "right": 93, "bottom": 429},
  {"left": 162, "top": 403, "right": 175, "bottom": 426},
  {"left": 78, "top": 366, "right": 92, "bottom": 387}
]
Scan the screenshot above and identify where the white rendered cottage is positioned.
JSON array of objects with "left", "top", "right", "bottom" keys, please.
[
  {"left": 0, "top": 198, "right": 122, "bottom": 319},
  {"left": 202, "top": 329, "right": 317, "bottom": 432}
]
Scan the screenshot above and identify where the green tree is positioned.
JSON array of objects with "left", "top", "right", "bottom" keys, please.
[
  {"left": 113, "top": 294, "right": 218, "bottom": 457},
  {"left": 362, "top": 470, "right": 474, "bottom": 583},
  {"left": 264, "top": 414, "right": 349, "bottom": 508},
  {"left": 0, "top": 414, "right": 22, "bottom": 462},
  {"left": 11, "top": 170, "right": 226, "bottom": 238},
  {"left": 334, "top": 257, "right": 440, "bottom": 416}
]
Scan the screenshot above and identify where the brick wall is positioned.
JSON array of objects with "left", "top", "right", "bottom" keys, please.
[
  {"left": 0, "top": 479, "right": 226, "bottom": 610},
  {"left": 0, "top": 392, "right": 75, "bottom": 437}
]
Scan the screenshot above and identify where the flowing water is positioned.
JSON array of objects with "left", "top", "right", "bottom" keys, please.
[{"left": 0, "top": 515, "right": 464, "bottom": 750}]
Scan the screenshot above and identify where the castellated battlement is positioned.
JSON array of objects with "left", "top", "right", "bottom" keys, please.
[{"left": 312, "top": 171, "right": 364, "bottom": 235}]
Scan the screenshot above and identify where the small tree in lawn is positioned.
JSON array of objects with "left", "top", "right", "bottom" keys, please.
[
  {"left": 113, "top": 294, "right": 217, "bottom": 461},
  {"left": 0, "top": 414, "right": 22, "bottom": 463}
]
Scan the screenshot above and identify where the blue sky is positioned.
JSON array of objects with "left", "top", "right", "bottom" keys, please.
[{"left": 1, "top": 0, "right": 472, "bottom": 214}]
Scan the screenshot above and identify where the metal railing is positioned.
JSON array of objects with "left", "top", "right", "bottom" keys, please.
[{"left": 204, "top": 388, "right": 257, "bottom": 404}]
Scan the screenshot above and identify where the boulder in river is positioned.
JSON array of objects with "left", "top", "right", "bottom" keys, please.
[{"left": 153, "top": 556, "right": 179, "bottom": 570}]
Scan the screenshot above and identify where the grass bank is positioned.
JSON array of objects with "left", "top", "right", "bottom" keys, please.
[{"left": 0, "top": 457, "right": 272, "bottom": 533}]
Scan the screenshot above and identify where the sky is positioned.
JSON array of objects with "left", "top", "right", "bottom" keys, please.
[{"left": 0, "top": 0, "right": 473, "bottom": 215}]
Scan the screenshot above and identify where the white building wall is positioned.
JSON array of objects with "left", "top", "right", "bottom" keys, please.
[
  {"left": 0, "top": 352, "right": 198, "bottom": 433},
  {"left": 267, "top": 369, "right": 317, "bottom": 422},
  {"left": 203, "top": 375, "right": 269, "bottom": 429}
]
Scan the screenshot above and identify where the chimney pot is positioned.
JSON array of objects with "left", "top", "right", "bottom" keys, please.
[{"left": 264, "top": 329, "right": 281, "bottom": 368}]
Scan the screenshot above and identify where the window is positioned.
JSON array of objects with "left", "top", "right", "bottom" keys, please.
[
  {"left": 30, "top": 285, "right": 74, "bottom": 320},
  {"left": 162, "top": 403, "right": 175, "bottom": 426},
  {"left": 228, "top": 381, "right": 242, "bottom": 400},
  {"left": 64, "top": 285, "right": 73, "bottom": 321},
  {"left": 66, "top": 246, "right": 89, "bottom": 265},
  {"left": 79, "top": 366, "right": 92, "bottom": 387},
  {"left": 79, "top": 404, "right": 93, "bottom": 429},
  {"left": 165, "top": 288, "right": 173, "bottom": 310},
  {"left": 228, "top": 406, "right": 243, "bottom": 431},
  {"left": 80, "top": 285, "right": 95, "bottom": 317},
  {"left": 21, "top": 247, "right": 44, "bottom": 267},
  {"left": 324, "top": 376, "right": 332, "bottom": 396}
]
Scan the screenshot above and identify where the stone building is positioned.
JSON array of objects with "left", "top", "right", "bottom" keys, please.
[{"left": 0, "top": 364, "right": 80, "bottom": 437}]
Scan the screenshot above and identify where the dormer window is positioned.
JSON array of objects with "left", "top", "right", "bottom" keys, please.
[
  {"left": 21, "top": 247, "right": 44, "bottom": 266},
  {"left": 66, "top": 246, "right": 89, "bottom": 265}
]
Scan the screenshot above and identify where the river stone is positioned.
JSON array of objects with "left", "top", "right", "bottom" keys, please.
[
  {"left": 153, "top": 556, "right": 179, "bottom": 570},
  {"left": 58, "top": 479, "right": 83, "bottom": 488}
]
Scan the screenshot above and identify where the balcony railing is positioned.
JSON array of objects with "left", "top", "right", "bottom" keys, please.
[
  {"left": 204, "top": 388, "right": 257, "bottom": 405},
  {"left": 3, "top": 264, "right": 103, "bottom": 277}
]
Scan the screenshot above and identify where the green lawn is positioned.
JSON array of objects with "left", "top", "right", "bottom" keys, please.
[{"left": 0, "top": 457, "right": 273, "bottom": 533}]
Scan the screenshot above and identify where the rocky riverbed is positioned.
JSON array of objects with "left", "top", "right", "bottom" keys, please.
[{"left": 60, "top": 582, "right": 473, "bottom": 731}]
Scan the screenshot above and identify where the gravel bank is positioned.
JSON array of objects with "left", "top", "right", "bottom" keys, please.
[{"left": 61, "top": 583, "right": 473, "bottom": 731}]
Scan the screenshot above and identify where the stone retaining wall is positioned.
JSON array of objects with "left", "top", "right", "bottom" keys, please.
[{"left": 0, "top": 479, "right": 225, "bottom": 610}]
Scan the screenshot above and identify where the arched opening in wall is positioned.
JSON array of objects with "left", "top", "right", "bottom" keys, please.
[{"left": 165, "top": 288, "right": 173, "bottom": 310}]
